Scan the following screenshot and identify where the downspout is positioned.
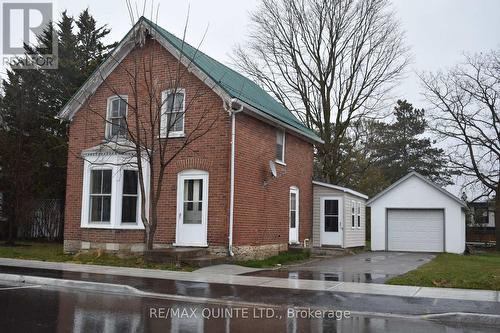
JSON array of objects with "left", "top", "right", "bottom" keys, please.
[{"left": 224, "top": 99, "right": 243, "bottom": 257}]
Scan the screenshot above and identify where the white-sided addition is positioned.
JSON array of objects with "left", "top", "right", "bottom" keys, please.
[
  {"left": 312, "top": 181, "right": 368, "bottom": 249},
  {"left": 175, "top": 169, "right": 209, "bottom": 247}
]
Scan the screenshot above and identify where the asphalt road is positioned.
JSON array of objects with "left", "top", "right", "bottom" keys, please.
[
  {"left": 0, "top": 282, "right": 497, "bottom": 333},
  {"left": 1, "top": 265, "right": 499, "bottom": 317}
]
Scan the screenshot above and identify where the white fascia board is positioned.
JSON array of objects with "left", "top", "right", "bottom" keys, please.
[{"left": 312, "top": 180, "right": 368, "bottom": 200}]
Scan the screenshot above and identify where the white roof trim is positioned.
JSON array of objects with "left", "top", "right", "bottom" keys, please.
[
  {"left": 312, "top": 181, "right": 368, "bottom": 200},
  {"left": 366, "top": 171, "right": 466, "bottom": 207}
]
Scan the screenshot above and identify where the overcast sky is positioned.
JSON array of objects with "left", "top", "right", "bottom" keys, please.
[
  {"left": 2, "top": 0, "right": 500, "bottom": 194},
  {"left": 3, "top": 0, "right": 500, "bottom": 104}
]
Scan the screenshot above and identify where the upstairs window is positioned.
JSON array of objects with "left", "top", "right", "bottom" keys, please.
[
  {"left": 106, "top": 96, "right": 128, "bottom": 139},
  {"left": 276, "top": 128, "right": 285, "bottom": 163},
  {"left": 161, "top": 89, "right": 185, "bottom": 138},
  {"left": 90, "top": 169, "right": 112, "bottom": 223}
]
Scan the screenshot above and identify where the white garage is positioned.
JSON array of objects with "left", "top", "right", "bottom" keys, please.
[{"left": 368, "top": 172, "right": 466, "bottom": 254}]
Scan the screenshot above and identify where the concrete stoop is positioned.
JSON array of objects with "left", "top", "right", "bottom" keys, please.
[
  {"left": 182, "top": 255, "right": 229, "bottom": 268},
  {"left": 310, "top": 247, "right": 353, "bottom": 257},
  {"left": 144, "top": 248, "right": 229, "bottom": 267}
]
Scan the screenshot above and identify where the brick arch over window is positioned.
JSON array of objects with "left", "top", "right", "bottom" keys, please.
[{"left": 171, "top": 157, "right": 212, "bottom": 173}]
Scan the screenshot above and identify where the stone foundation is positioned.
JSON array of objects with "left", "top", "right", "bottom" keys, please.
[
  {"left": 64, "top": 239, "right": 288, "bottom": 260},
  {"left": 231, "top": 243, "right": 288, "bottom": 260}
]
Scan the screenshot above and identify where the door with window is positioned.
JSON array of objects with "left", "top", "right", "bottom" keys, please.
[
  {"left": 289, "top": 187, "right": 299, "bottom": 244},
  {"left": 320, "top": 197, "right": 343, "bottom": 246},
  {"left": 175, "top": 170, "right": 209, "bottom": 246}
]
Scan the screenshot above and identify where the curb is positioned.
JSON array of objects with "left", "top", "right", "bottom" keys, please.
[
  {"left": 0, "top": 273, "right": 139, "bottom": 295},
  {"left": 422, "top": 312, "right": 500, "bottom": 327}
]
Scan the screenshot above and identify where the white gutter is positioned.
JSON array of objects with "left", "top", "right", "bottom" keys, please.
[{"left": 223, "top": 99, "right": 243, "bottom": 257}]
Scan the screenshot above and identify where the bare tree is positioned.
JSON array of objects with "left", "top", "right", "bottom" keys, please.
[
  {"left": 422, "top": 49, "right": 500, "bottom": 251},
  {"left": 68, "top": 9, "right": 220, "bottom": 250},
  {"left": 233, "top": 0, "right": 409, "bottom": 184}
]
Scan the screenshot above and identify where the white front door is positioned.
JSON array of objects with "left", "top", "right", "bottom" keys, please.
[
  {"left": 320, "top": 197, "right": 343, "bottom": 246},
  {"left": 175, "top": 170, "right": 208, "bottom": 247},
  {"left": 289, "top": 187, "right": 299, "bottom": 244}
]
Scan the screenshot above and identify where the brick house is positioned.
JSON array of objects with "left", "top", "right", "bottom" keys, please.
[{"left": 57, "top": 17, "right": 322, "bottom": 259}]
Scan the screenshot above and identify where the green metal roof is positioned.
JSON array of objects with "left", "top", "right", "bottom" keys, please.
[{"left": 142, "top": 17, "right": 321, "bottom": 142}]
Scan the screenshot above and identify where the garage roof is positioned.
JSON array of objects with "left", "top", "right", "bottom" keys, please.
[{"left": 366, "top": 172, "right": 465, "bottom": 207}]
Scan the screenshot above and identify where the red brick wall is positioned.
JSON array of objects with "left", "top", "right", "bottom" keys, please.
[
  {"left": 232, "top": 113, "right": 314, "bottom": 246},
  {"left": 64, "top": 38, "right": 314, "bottom": 251},
  {"left": 64, "top": 39, "right": 231, "bottom": 247}
]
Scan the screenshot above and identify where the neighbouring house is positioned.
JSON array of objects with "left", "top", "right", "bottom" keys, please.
[
  {"left": 57, "top": 17, "right": 322, "bottom": 259},
  {"left": 312, "top": 181, "right": 368, "bottom": 249},
  {"left": 466, "top": 200, "right": 496, "bottom": 243},
  {"left": 368, "top": 172, "right": 466, "bottom": 254}
]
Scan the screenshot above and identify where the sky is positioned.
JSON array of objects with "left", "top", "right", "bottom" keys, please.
[
  {"left": 2, "top": 0, "right": 500, "bottom": 102},
  {"left": 1, "top": 0, "right": 500, "bottom": 194}
]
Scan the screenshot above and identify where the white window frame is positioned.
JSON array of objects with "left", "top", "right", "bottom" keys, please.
[
  {"left": 105, "top": 95, "right": 128, "bottom": 140},
  {"left": 276, "top": 128, "right": 286, "bottom": 165},
  {"left": 357, "top": 202, "right": 362, "bottom": 228},
  {"left": 351, "top": 200, "right": 356, "bottom": 229},
  {"left": 81, "top": 153, "right": 149, "bottom": 230},
  {"left": 120, "top": 169, "right": 140, "bottom": 225},
  {"left": 160, "top": 88, "right": 185, "bottom": 138}
]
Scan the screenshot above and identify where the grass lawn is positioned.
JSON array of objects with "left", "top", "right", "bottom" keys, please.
[
  {"left": 387, "top": 253, "right": 500, "bottom": 290},
  {"left": 0, "top": 241, "right": 194, "bottom": 271},
  {"left": 236, "top": 250, "right": 311, "bottom": 268}
]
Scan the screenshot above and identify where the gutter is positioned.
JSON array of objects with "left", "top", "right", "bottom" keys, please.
[{"left": 223, "top": 99, "right": 243, "bottom": 257}]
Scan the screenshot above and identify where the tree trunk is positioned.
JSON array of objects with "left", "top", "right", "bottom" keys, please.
[{"left": 495, "top": 189, "right": 500, "bottom": 252}]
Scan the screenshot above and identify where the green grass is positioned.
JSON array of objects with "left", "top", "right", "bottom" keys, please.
[
  {"left": 236, "top": 250, "right": 311, "bottom": 268},
  {"left": 387, "top": 253, "right": 500, "bottom": 290},
  {"left": 0, "top": 241, "right": 194, "bottom": 271}
]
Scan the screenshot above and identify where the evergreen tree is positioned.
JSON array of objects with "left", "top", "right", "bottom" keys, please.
[
  {"left": 350, "top": 100, "right": 454, "bottom": 196},
  {"left": 0, "top": 10, "right": 113, "bottom": 243}
]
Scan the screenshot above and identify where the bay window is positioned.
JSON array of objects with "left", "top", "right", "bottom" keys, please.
[
  {"left": 121, "top": 170, "right": 138, "bottom": 223},
  {"left": 90, "top": 169, "right": 112, "bottom": 223},
  {"left": 80, "top": 153, "right": 147, "bottom": 230}
]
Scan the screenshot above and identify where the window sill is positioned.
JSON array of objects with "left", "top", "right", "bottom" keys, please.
[
  {"left": 159, "top": 132, "right": 185, "bottom": 139},
  {"left": 275, "top": 160, "right": 286, "bottom": 166},
  {"left": 81, "top": 223, "right": 145, "bottom": 230}
]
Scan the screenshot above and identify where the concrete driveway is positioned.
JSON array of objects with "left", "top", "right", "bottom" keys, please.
[{"left": 244, "top": 252, "right": 436, "bottom": 284}]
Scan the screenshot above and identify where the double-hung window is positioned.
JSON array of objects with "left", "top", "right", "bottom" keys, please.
[
  {"left": 121, "top": 170, "right": 138, "bottom": 224},
  {"left": 106, "top": 96, "right": 128, "bottom": 139},
  {"left": 357, "top": 202, "right": 361, "bottom": 228},
  {"left": 161, "top": 89, "right": 185, "bottom": 138},
  {"left": 276, "top": 128, "right": 285, "bottom": 163},
  {"left": 90, "top": 169, "right": 112, "bottom": 223},
  {"left": 351, "top": 200, "right": 356, "bottom": 228}
]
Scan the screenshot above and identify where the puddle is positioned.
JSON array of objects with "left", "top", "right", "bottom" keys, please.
[{"left": 243, "top": 270, "right": 396, "bottom": 283}]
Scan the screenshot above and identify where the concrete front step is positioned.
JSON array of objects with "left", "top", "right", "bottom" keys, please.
[
  {"left": 144, "top": 247, "right": 208, "bottom": 264},
  {"left": 182, "top": 255, "right": 229, "bottom": 268},
  {"left": 311, "top": 247, "right": 352, "bottom": 257}
]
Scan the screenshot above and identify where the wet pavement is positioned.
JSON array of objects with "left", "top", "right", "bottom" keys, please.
[
  {"left": 1, "top": 264, "right": 500, "bottom": 317},
  {"left": 1, "top": 282, "right": 498, "bottom": 333},
  {"left": 244, "top": 252, "right": 436, "bottom": 284}
]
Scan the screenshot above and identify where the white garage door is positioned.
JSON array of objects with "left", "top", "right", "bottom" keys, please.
[{"left": 387, "top": 209, "right": 444, "bottom": 252}]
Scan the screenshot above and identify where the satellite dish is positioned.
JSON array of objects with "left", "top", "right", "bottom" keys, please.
[{"left": 269, "top": 160, "right": 277, "bottom": 178}]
